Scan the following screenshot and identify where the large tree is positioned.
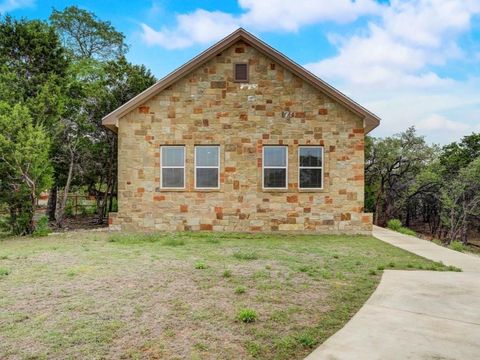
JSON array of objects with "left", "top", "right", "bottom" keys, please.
[
  {"left": 49, "top": 8, "right": 155, "bottom": 225},
  {"left": 50, "top": 6, "right": 127, "bottom": 61},
  {"left": 0, "top": 103, "right": 53, "bottom": 234}
]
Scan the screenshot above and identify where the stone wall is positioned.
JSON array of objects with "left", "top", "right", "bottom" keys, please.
[{"left": 110, "top": 40, "right": 373, "bottom": 233}]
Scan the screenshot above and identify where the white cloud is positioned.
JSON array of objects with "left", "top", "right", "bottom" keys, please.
[
  {"left": 140, "top": 0, "right": 382, "bottom": 49},
  {"left": 0, "top": 0, "right": 34, "bottom": 13},
  {"left": 141, "top": 9, "right": 238, "bottom": 49},
  {"left": 238, "top": 0, "right": 382, "bottom": 31},
  {"left": 417, "top": 114, "right": 471, "bottom": 132},
  {"left": 306, "top": 0, "right": 480, "bottom": 88}
]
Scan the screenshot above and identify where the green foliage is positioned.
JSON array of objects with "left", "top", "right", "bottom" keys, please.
[
  {"left": 237, "top": 308, "right": 257, "bottom": 323},
  {"left": 0, "top": 103, "right": 53, "bottom": 234},
  {"left": 449, "top": 241, "right": 465, "bottom": 252},
  {"left": 235, "top": 285, "right": 246, "bottom": 294},
  {"left": 194, "top": 261, "right": 207, "bottom": 270},
  {"left": 397, "top": 227, "right": 416, "bottom": 236},
  {"left": 0, "top": 15, "right": 68, "bottom": 117},
  {"left": 387, "top": 219, "right": 416, "bottom": 236},
  {"left": 387, "top": 219, "right": 402, "bottom": 231},
  {"left": 296, "top": 333, "right": 317, "bottom": 348},
  {"left": 440, "top": 157, "right": 480, "bottom": 242},
  {"left": 33, "top": 216, "right": 51, "bottom": 237},
  {"left": 0, "top": 268, "right": 9, "bottom": 276},
  {"left": 222, "top": 269, "right": 232, "bottom": 278},
  {"left": 50, "top": 6, "right": 127, "bottom": 61}
]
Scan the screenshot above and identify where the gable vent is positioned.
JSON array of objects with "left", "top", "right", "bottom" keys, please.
[{"left": 234, "top": 63, "right": 248, "bottom": 82}]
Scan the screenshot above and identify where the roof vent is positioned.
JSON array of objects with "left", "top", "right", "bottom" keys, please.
[{"left": 234, "top": 63, "right": 248, "bottom": 82}]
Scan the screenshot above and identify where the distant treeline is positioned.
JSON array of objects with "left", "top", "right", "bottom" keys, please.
[{"left": 366, "top": 128, "right": 480, "bottom": 244}]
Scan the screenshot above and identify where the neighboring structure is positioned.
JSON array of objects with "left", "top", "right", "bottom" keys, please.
[{"left": 102, "top": 28, "right": 380, "bottom": 233}]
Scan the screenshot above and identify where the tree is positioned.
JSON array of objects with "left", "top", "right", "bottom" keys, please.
[
  {"left": 440, "top": 157, "right": 480, "bottom": 243},
  {"left": 0, "top": 103, "right": 53, "bottom": 234},
  {"left": 0, "top": 15, "right": 68, "bottom": 122},
  {"left": 80, "top": 56, "right": 155, "bottom": 223},
  {"left": 0, "top": 15, "right": 67, "bottom": 230},
  {"left": 50, "top": 6, "right": 127, "bottom": 61},
  {"left": 365, "top": 127, "right": 436, "bottom": 225}
]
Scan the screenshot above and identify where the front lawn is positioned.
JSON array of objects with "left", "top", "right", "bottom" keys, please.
[{"left": 0, "top": 231, "right": 456, "bottom": 359}]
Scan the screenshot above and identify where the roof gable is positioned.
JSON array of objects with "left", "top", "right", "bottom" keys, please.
[{"left": 102, "top": 28, "right": 380, "bottom": 133}]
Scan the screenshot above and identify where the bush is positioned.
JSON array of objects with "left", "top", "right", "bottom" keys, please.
[
  {"left": 222, "top": 269, "right": 232, "bottom": 278},
  {"left": 387, "top": 219, "right": 402, "bottom": 231},
  {"left": 0, "top": 268, "right": 9, "bottom": 276},
  {"left": 32, "top": 216, "right": 51, "bottom": 237},
  {"left": 449, "top": 241, "right": 465, "bottom": 252},
  {"left": 237, "top": 308, "right": 257, "bottom": 323},
  {"left": 387, "top": 219, "right": 416, "bottom": 236},
  {"left": 398, "top": 227, "right": 416, "bottom": 236},
  {"left": 235, "top": 285, "right": 246, "bottom": 294},
  {"left": 194, "top": 261, "right": 207, "bottom": 269},
  {"left": 297, "top": 333, "right": 317, "bottom": 348}
]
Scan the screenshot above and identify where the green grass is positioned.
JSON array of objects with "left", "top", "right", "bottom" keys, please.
[{"left": 0, "top": 231, "right": 454, "bottom": 359}]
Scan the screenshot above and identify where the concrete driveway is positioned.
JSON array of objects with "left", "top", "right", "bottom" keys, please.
[{"left": 306, "top": 226, "right": 480, "bottom": 360}]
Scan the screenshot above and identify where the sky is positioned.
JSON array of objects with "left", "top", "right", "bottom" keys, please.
[{"left": 2, "top": 0, "right": 480, "bottom": 144}]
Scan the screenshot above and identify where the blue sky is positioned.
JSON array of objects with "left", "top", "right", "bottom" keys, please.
[{"left": 3, "top": 0, "right": 480, "bottom": 144}]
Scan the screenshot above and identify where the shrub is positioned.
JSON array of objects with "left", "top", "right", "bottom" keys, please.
[
  {"left": 194, "top": 261, "right": 207, "bottom": 269},
  {"left": 449, "top": 241, "right": 465, "bottom": 252},
  {"left": 387, "top": 219, "right": 416, "bottom": 236},
  {"left": 32, "top": 216, "right": 51, "bottom": 237},
  {"left": 233, "top": 251, "right": 258, "bottom": 260},
  {"left": 387, "top": 219, "right": 402, "bottom": 231},
  {"left": 222, "top": 269, "right": 232, "bottom": 278},
  {"left": 0, "top": 268, "right": 10, "bottom": 276},
  {"left": 237, "top": 308, "right": 257, "bottom": 323},
  {"left": 398, "top": 227, "right": 416, "bottom": 236},
  {"left": 297, "top": 333, "right": 317, "bottom": 348},
  {"left": 235, "top": 285, "right": 246, "bottom": 294}
]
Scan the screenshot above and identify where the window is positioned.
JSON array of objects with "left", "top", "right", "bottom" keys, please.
[
  {"left": 195, "top": 146, "right": 220, "bottom": 189},
  {"left": 299, "top": 146, "right": 323, "bottom": 189},
  {"left": 234, "top": 63, "right": 248, "bottom": 82},
  {"left": 160, "top": 146, "right": 185, "bottom": 189},
  {"left": 263, "top": 146, "right": 287, "bottom": 189}
]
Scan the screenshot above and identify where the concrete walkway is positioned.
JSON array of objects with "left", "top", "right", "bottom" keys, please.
[{"left": 306, "top": 226, "right": 480, "bottom": 360}]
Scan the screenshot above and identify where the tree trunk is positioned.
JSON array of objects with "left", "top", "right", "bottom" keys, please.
[
  {"left": 46, "top": 186, "right": 57, "bottom": 221},
  {"left": 56, "top": 158, "right": 74, "bottom": 228}
]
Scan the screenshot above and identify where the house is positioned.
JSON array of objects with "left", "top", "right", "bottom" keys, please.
[{"left": 102, "top": 28, "right": 380, "bottom": 233}]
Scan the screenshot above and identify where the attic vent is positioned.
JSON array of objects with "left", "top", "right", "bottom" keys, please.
[{"left": 234, "top": 63, "right": 248, "bottom": 82}]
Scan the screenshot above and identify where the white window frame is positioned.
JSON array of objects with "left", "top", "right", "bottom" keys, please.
[
  {"left": 160, "top": 145, "right": 185, "bottom": 189},
  {"left": 194, "top": 145, "right": 220, "bottom": 190},
  {"left": 298, "top": 146, "right": 324, "bottom": 190},
  {"left": 262, "top": 146, "right": 288, "bottom": 190}
]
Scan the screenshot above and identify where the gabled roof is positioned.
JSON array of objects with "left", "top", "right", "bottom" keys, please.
[{"left": 102, "top": 28, "right": 380, "bottom": 133}]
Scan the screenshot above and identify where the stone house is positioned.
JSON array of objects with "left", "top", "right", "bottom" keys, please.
[{"left": 102, "top": 28, "right": 380, "bottom": 233}]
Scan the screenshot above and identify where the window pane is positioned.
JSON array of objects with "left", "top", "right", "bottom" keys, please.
[
  {"left": 196, "top": 146, "right": 219, "bottom": 166},
  {"left": 196, "top": 168, "right": 219, "bottom": 188},
  {"left": 162, "top": 147, "right": 184, "bottom": 166},
  {"left": 264, "top": 147, "right": 286, "bottom": 167},
  {"left": 300, "top": 168, "right": 322, "bottom": 188},
  {"left": 162, "top": 168, "right": 184, "bottom": 188},
  {"left": 300, "top": 147, "right": 322, "bottom": 167},
  {"left": 264, "top": 168, "right": 286, "bottom": 188}
]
